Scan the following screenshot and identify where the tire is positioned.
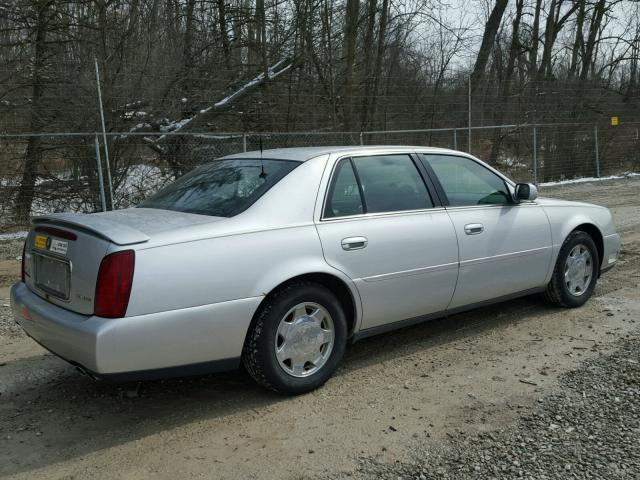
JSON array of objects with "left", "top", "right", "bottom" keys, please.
[
  {"left": 242, "top": 282, "right": 348, "bottom": 395},
  {"left": 544, "top": 230, "right": 599, "bottom": 308}
]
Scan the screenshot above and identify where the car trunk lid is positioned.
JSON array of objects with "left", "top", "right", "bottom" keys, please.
[{"left": 24, "top": 208, "right": 218, "bottom": 316}]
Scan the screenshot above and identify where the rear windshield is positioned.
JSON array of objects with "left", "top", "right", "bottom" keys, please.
[{"left": 138, "top": 159, "right": 299, "bottom": 217}]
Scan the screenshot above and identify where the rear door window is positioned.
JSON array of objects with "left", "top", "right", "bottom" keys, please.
[
  {"left": 324, "top": 159, "right": 364, "bottom": 218},
  {"left": 351, "top": 155, "right": 433, "bottom": 213},
  {"left": 138, "top": 159, "right": 298, "bottom": 217}
]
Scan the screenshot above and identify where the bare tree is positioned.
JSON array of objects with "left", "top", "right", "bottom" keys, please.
[
  {"left": 14, "top": 0, "right": 55, "bottom": 222},
  {"left": 342, "top": 0, "right": 359, "bottom": 131},
  {"left": 470, "top": 0, "right": 509, "bottom": 88}
]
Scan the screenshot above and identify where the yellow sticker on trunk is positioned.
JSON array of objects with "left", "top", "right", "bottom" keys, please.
[{"left": 34, "top": 234, "right": 47, "bottom": 250}]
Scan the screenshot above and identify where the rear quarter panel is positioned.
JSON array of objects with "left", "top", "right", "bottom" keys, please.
[
  {"left": 124, "top": 154, "right": 362, "bottom": 324},
  {"left": 127, "top": 225, "right": 329, "bottom": 315}
]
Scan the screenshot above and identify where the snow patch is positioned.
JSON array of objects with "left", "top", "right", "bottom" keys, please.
[
  {"left": 123, "top": 110, "right": 147, "bottom": 120},
  {"left": 113, "top": 164, "right": 174, "bottom": 209},
  {"left": 0, "top": 231, "right": 28, "bottom": 241},
  {"left": 539, "top": 172, "right": 640, "bottom": 187}
]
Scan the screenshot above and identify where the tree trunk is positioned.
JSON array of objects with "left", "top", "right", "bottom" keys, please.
[
  {"left": 537, "top": 0, "right": 580, "bottom": 81},
  {"left": 322, "top": 0, "right": 338, "bottom": 127},
  {"left": 181, "top": 0, "right": 196, "bottom": 117},
  {"left": 15, "top": 0, "right": 51, "bottom": 223},
  {"left": 216, "top": 0, "right": 232, "bottom": 69},
  {"left": 537, "top": 0, "right": 558, "bottom": 80},
  {"left": 489, "top": 0, "right": 523, "bottom": 163},
  {"left": 528, "top": 0, "right": 542, "bottom": 76},
  {"left": 579, "top": 0, "right": 606, "bottom": 81},
  {"left": 342, "top": 0, "right": 359, "bottom": 131},
  {"left": 256, "top": 0, "right": 268, "bottom": 76},
  {"left": 568, "top": 0, "right": 586, "bottom": 79},
  {"left": 366, "top": 0, "right": 389, "bottom": 130},
  {"left": 470, "top": 0, "right": 509, "bottom": 89},
  {"left": 628, "top": 21, "right": 639, "bottom": 98},
  {"left": 359, "top": 0, "right": 377, "bottom": 129}
]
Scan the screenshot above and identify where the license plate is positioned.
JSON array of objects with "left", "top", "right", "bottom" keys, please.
[
  {"left": 34, "top": 253, "right": 70, "bottom": 300},
  {"left": 34, "top": 234, "right": 68, "bottom": 255}
]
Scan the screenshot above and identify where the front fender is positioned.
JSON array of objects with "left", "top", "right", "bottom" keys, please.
[{"left": 540, "top": 203, "right": 616, "bottom": 278}]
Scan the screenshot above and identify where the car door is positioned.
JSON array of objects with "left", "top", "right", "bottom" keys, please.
[
  {"left": 420, "top": 153, "right": 553, "bottom": 309},
  {"left": 315, "top": 152, "right": 459, "bottom": 330}
]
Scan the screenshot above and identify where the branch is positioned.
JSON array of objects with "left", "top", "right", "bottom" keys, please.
[{"left": 145, "top": 57, "right": 295, "bottom": 144}]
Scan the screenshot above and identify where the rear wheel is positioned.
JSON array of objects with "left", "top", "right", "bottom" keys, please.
[
  {"left": 544, "top": 231, "right": 599, "bottom": 308},
  {"left": 242, "top": 282, "right": 347, "bottom": 395}
]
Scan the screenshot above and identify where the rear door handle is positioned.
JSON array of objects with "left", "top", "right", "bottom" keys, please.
[
  {"left": 464, "top": 223, "right": 484, "bottom": 235},
  {"left": 341, "top": 236, "right": 368, "bottom": 251}
]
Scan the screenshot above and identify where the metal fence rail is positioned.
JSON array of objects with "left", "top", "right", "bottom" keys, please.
[{"left": 1, "top": 123, "right": 639, "bottom": 230}]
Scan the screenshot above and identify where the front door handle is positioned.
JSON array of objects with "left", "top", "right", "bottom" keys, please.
[
  {"left": 464, "top": 223, "right": 484, "bottom": 235},
  {"left": 341, "top": 236, "right": 368, "bottom": 251}
]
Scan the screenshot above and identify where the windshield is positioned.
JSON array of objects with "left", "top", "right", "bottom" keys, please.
[{"left": 138, "top": 159, "right": 299, "bottom": 217}]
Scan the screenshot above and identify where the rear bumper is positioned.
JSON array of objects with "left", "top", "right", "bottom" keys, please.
[{"left": 10, "top": 282, "right": 262, "bottom": 381}]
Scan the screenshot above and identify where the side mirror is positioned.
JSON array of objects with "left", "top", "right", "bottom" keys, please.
[{"left": 514, "top": 183, "right": 538, "bottom": 202}]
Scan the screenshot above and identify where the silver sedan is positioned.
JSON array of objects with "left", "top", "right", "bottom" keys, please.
[{"left": 11, "top": 146, "right": 620, "bottom": 394}]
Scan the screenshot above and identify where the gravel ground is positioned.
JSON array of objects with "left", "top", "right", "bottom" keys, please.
[
  {"left": 0, "top": 239, "right": 22, "bottom": 338},
  {"left": 0, "top": 177, "right": 639, "bottom": 480},
  {"left": 344, "top": 331, "right": 640, "bottom": 480},
  {"left": 0, "top": 305, "right": 22, "bottom": 338}
]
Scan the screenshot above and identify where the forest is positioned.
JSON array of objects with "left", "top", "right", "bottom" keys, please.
[{"left": 0, "top": 0, "right": 639, "bottom": 220}]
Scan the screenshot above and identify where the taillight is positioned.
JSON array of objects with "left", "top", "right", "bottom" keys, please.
[{"left": 94, "top": 250, "right": 135, "bottom": 318}]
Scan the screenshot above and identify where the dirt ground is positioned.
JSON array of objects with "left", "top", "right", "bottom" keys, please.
[{"left": 1, "top": 177, "right": 639, "bottom": 480}]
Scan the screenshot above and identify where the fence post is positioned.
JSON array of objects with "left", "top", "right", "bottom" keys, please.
[
  {"left": 94, "top": 56, "right": 114, "bottom": 209},
  {"left": 532, "top": 126, "right": 538, "bottom": 185},
  {"left": 359, "top": 131, "right": 364, "bottom": 145},
  {"left": 242, "top": 133, "right": 247, "bottom": 152},
  {"left": 453, "top": 129, "right": 457, "bottom": 150},
  {"left": 594, "top": 125, "right": 600, "bottom": 177},
  {"left": 94, "top": 134, "right": 107, "bottom": 212},
  {"left": 467, "top": 76, "right": 472, "bottom": 153}
]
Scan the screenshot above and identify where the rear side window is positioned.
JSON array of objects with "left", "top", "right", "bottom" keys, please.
[
  {"left": 324, "top": 154, "right": 432, "bottom": 218},
  {"left": 324, "top": 159, "right": 364, "bottom": 218},
  {"left": 352, "top": 155, "right": 432, "bottom": 213},
  {"left": 138, "top": 159, "right": 298, "bottom": 217},
  {"left": 422, "top": 154, "right": 511, "bottom": 207}
]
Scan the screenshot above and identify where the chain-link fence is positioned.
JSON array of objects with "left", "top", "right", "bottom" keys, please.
[{"left": 1, "top": 123, "right": 639, "bottom": 231}]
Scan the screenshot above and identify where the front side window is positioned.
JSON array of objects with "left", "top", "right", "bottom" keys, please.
[
  {"left": 422, "top": 154, "right": 511, "bottom": 207},
  {"left": 138, "top": 159, "right": 298, "bottom": 217}
]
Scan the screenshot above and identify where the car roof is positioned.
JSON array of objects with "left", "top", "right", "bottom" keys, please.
[{"left": 221, "top": 145, "right": 465, "bottom": 162}]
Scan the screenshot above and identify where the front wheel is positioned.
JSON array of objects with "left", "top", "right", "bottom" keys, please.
[
  {"left": 242, "top": 282, "right": 347, "bottom": 395},
  {"left": 544, "top": 231, "right": 599, "bottom": 308}
]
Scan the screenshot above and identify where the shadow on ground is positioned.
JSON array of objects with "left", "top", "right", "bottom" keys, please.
[{"left": 0, "top": 293, "right": 553, "bottom": 477}]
